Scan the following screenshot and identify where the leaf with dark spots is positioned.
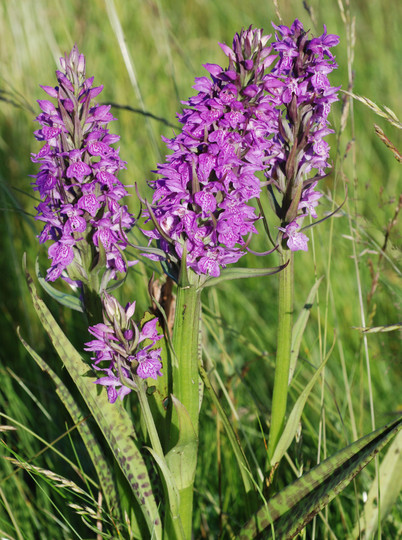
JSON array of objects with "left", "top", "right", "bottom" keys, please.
[
  {"left": 18, "top": 329, "right": 121, "bottom": 519},
  {"left": 24, "top": 263, "right": 163, "bottom": 539},
  {"left": 236, "top": 416, "right": 402, "bottom": 539}
]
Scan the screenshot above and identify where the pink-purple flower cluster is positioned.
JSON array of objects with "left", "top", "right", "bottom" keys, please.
[
  {"left": 265, "top": 19, "right": 340, "bottom": 251},
  {"left": 31, "top": 45, "right": 135, "bottom": 283},
  {"left": 144, "top": 27, "right": 279, "bottom": 277},
  {"left": 145, "top": 20, "right": 339, "bottom": 272},
  {"left": 85, "top": 292, "right": 163, "bottom": 403}
]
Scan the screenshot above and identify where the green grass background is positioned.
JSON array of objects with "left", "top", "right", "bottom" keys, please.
[{"left": 0, "top": 0, "right": 400, "bottom": 538}]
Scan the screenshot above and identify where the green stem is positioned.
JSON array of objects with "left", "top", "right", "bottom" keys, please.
[
  {"left": 172, "top": 284, "right": 201, "bottom": 433},
  {"left": 82, "top": 280, "right": 102, "bottom": 326},
  {"left": 267, "top": 250, "right": 294, "bottom": 463},
  {"left": 72, "top": 239, "right": 102, "bottom": 325},
  {"left": 136, "top": 378, "right": 165, "bottom": 459},
  {"left": 169, "top": 282, "right": 202, "bottom": 539}
]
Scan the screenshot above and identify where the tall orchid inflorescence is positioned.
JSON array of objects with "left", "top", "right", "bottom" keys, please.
[
  {"left": 85, "top": 292, "right": 163, "bottom": 403},
  {"left": 145, "top": 20, "right": 339, "bottom": 276},
  {"left": 31, "top": 46, "right": 163, "bottom": 403},
  {"left": 31, "top": 45, "right": 135, "bottom": 284},
  {"left": 266, "top": 20, "right": 340, "bottom": 251},
  {"left": 144, "top": 28, "right": 279, "bottom": 278}
]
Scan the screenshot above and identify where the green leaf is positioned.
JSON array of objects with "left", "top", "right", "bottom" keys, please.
[
  {"left": 165, "top": 396, "right": 197, "bottom": 490},
  {"left": 140, "top": 312, "right": 170, "bottom": 449},
  {"left": 177, "top": 244, "right": 190, "bottom": 288},
  {"left": 351, "top": 428, "right": 402, "bottom": 539},
  {"left": 147, "top": 447, "right": 180, "bottom": 518},
  {"left": 17, "top": 330, "right": 121, "bottom": 520},
  {"left": 236, "top": 416, "right": 402, "bottom": 539},
  {"left": 270, "top": 346, "right": 331, "bottom": 467},
  {"left": 35, "top": 257, "right": 83, "bottom": 312},
  {"left": 147, "top": 446, "right": 186, "bottom": 540},
  {"left": 203, "top": 263, "right": 287, "bottom": 289},
  {"left": 148, "top": 448, "right": 186, "bottom": 540},
  {"left": 130, "top": 241, "right": 171, "bottom": 260},
  {"left": 284, "top": 179, "right": 303, "bottom": 223},
  {"left": 90, "top": 234, "right": 107, "bottom": 277},
  {"left": 24, "top": 264, "right": 162, "bottom": 539},
  {"left": 289, "top": 276, "right": 323, "bottom": 383}
]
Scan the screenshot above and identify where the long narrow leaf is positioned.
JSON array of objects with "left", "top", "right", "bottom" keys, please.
[
  {"left": 289, "top": 276, "right": 323, "bottom": 383},
  {"left": 236, "top": 416, "right": 402, "bottom": 539},
  {"left": 165, "top": 396, "right": 198, "bottom": 490},
  {"left": 24, "top": 264, "right": 162, "bottom": 539},
  {"left": 146, "top": 447, "right": 185, "bottom": 539},
  {"left": 203, "top": 264, "right": 287, "bottom": 289},
  {"left": 351, "top": 428, "right": 402, "bottom": 539},
  {"left": 270, "top": 348, "right": 331, "bottom": 467},
  {"left": 199, "top": 364, "right": 257, "bottom": 503},
  {"left": 35, "top": 258, "right": 83, "bottom": 312},
  {"left": 18, "top": 330, "right": 121, "bottom": 520}
]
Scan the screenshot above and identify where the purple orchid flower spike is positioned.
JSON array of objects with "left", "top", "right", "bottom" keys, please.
[
  {"left": 144, "top": 27, "right": 280, "bottom": 279},
  {"left": 31, "top": 45, "right": 135, "bottom": 285},
  {"left": 145, "top": 21, "right": 339, "bottom": 277},
  {"left": 264, "top": 20, "right": 340, "bottom": 250}
]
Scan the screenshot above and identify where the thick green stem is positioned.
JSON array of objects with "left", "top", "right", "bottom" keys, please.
[
  {"left": 169, "top": 283, "right": 201, "bottom": 539},
  {"left": 172, "top": 284, "right": 201, "bottom": 434},
  {"left": 267, "top": 250, "right": 294, "bottom": 463}
]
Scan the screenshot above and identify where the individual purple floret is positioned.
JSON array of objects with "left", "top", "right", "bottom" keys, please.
[
  {"left": 85, "top": 292, "right": 163, "bottom": 403},
  {"left": 298, "top": 181, "right": 323, "bottom": 219},
  {"left": 278, "top": 221, "right": 309, "bottom": 252},
  {"left": 31, "top": 45, "right": 135, "bottom": 283}
]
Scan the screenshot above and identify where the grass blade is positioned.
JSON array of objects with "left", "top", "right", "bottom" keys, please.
[{"left": 17, "top": 330, "right": 121, "bottom": 520}]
